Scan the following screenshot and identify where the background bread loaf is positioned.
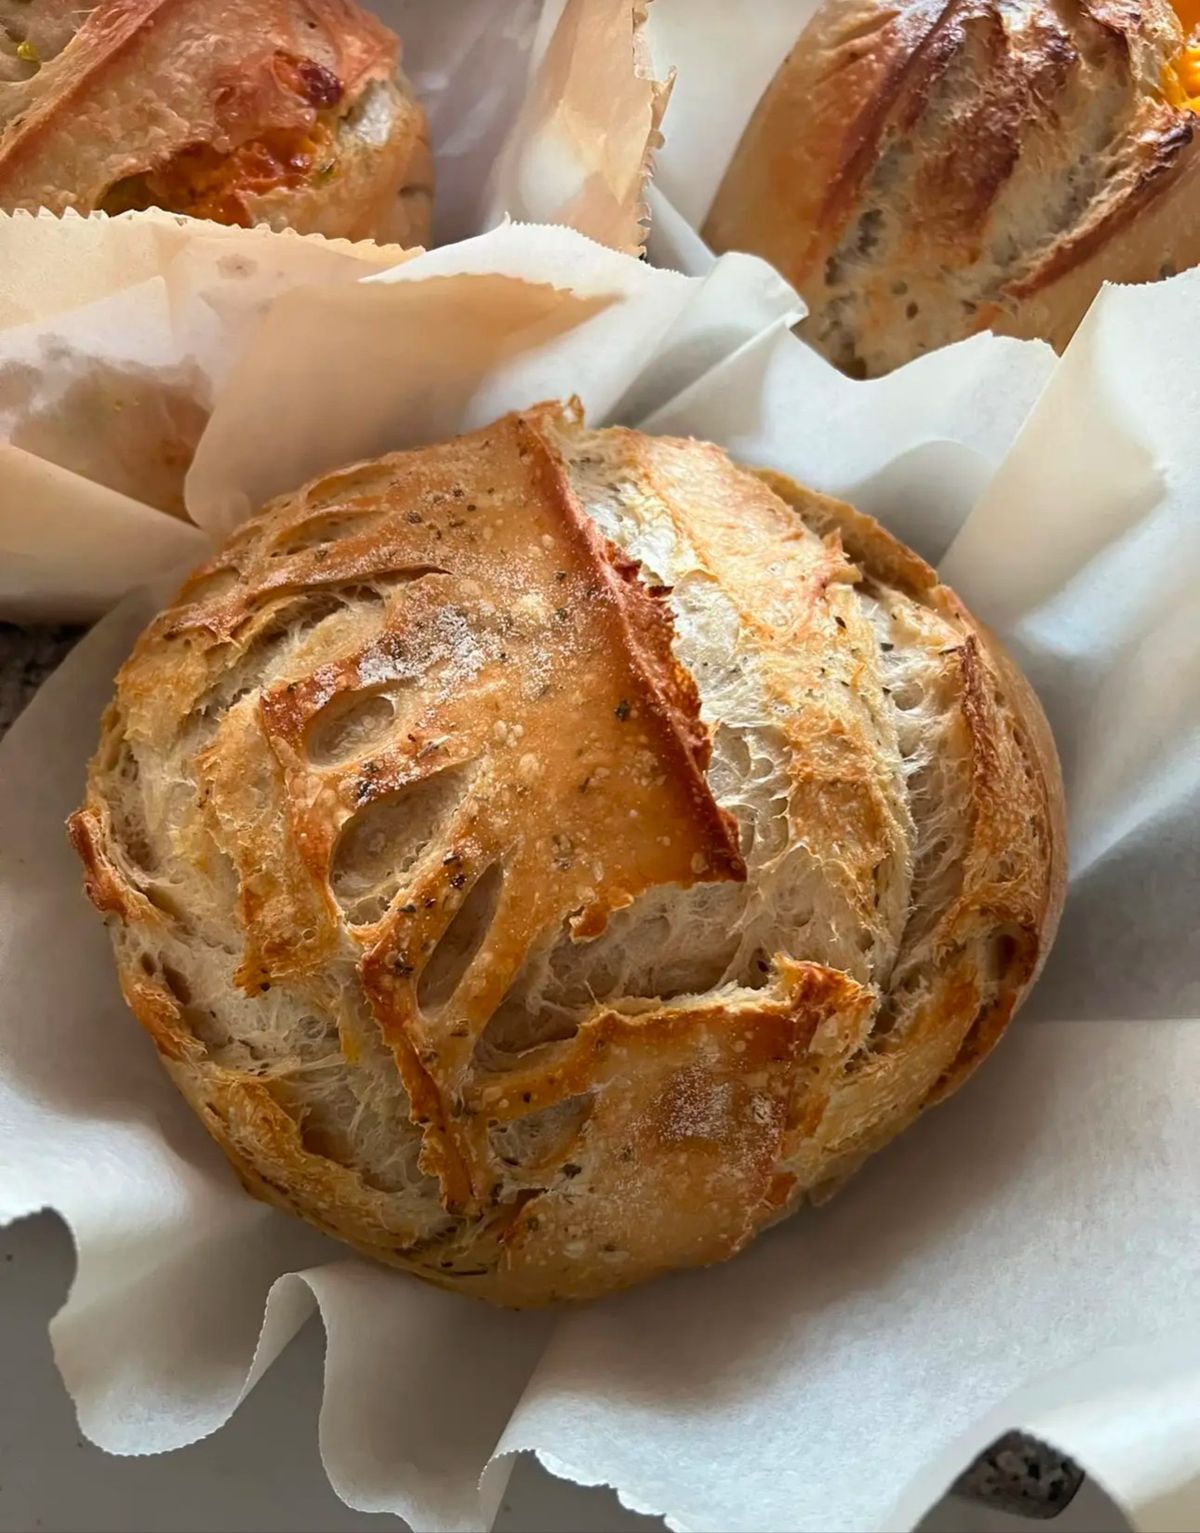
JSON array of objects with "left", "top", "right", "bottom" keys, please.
[
  {"left": 0, "top": 0, "right": 431, "bottom": 243},
  {"left": 70, "top": 403, "right": 1065, "bottom": 1303},
  {"left": 704, "top": 0, "right": 1200, "bottom": 375}
]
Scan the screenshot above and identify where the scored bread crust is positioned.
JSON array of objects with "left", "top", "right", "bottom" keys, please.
[
  {"left": 69, "top": 403, "right": 1065, "bottom": 1305},
  {"left": 703, "top": 0, "right": 1200, "bottom": 375},
  {"left": 0, "top": 0, "right": 431, "bottom": 242}
]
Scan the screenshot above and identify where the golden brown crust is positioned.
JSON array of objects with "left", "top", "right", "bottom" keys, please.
[
  {"left": 758, "top": 469, "right": 1066, "bottom": 1191},
  {"left": 69, "top": 405, "right": 1065, "bottom": 1305},
  {"left": 704, "top": 0, "right": 1200, "bottom": 373},
  {"left": 0, "top": 0, "right": 431, "bottom": 242}
]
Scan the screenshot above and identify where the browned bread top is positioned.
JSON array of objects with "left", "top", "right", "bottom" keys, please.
[
  {"left": 704, "top": 0, "right": 1200, "bottom": 375},
  {"left": 0, "top": 0, "right": 431, "bottom": 242},
  {"left": 69, "top": 403, "right": 1065, "bottom": 1303}
]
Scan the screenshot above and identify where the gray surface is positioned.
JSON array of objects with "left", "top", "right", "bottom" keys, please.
[
  {"left": 0, "top": 623, "right": 84, "bottom": 738},
  {"left": 955, "top": 1435, "right": 1084, "bottom": 1522},
  {"left": 0, "top": 625, "right": 1093, "bottom": 1530}
]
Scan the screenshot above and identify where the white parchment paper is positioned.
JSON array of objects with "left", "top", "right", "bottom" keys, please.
[
  {"left": 369, "top": 0, "right": 665, "bottom": 249},
  {"left": 0, "top": 214, "right": 410, "bottom": 617},
  {"left": 0, "top": 0, "right": 664, "bottom": 620},
  {"left": 641, "top": 0, "right": 811, "bottom": 235},
  {"left": 1, "top": 222, "right": 1198, "bottom": 1533}
]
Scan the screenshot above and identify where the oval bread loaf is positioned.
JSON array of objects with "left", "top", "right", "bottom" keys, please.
[
  {"left": 0, "top": 0, "right": 431, "bottom": 244},
  {"left": 704, "top": 0, "right": 1200, "bottom": 376},
  {"left": 69, "top": 402, "right": 1065, "bottom": 1304}
]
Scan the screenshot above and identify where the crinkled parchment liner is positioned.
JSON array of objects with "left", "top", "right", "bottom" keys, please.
[
  {"left": 0, "top": 208, "right": 415, "bottom": 619},
  {"left": 0, "top": 0, "right": 669, "bottom": 620}
]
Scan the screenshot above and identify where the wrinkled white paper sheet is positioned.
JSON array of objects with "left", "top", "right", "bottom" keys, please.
[
  {"left": 372, "top": 0, "right": 664, "bottom": 249},
  {"left": 641, "top": 0, "right": 811, "bottom": 235},
  {"left": 1, "top": 223, "right": 1197, "bottom": 1533},
  {"left": 0, "top": 0, "right": 663, "bottom": 619},
  {"left": 640, "top": 0, "right": 831, "bottom": 291}
]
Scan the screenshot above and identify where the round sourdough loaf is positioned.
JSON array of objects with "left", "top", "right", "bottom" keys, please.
[
  {"left": 704, "top": 0, "right": 1200, "bottom": 375},
  {"left": 0, "top": 0, "right": 431, "bottom": 244},
  {"left": 69, "top": 402, "right": 1065, "bottom": 1304}
]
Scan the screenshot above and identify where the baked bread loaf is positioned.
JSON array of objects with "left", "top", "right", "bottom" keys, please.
[
  {"left": 69, "top": 402, "right": 1065, "bottom": 1304},
  {"left": 704, "top": 0, "right": 1200, "bottom": 376},
  {"left": 0, "top": 0, "right": 431, "bottom": 243}
]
